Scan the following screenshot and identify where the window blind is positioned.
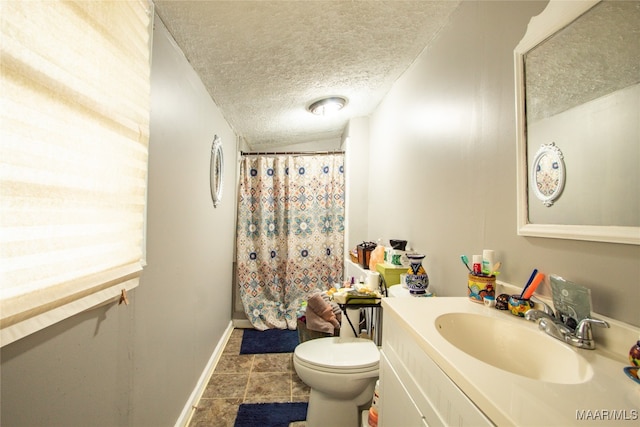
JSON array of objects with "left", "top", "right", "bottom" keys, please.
[{"left": 0, "top": 0, "right": 152, "bottom": 346}]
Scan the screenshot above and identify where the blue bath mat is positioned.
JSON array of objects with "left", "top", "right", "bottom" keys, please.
[
  {"left": 234, "top": 402, "right": 308, "bottom": 427},
  {"left": 240, "top": 328, "right": 299, "bottom": 354}
]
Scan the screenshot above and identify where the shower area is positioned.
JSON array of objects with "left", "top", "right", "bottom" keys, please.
[{"left": 232, "top": 152, "right": 345, "bottom": 330}]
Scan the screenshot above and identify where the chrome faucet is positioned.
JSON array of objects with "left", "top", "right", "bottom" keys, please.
[
  {"left": 525, "top": 306, "right": 609, "bottom": 350},
  {"left": 529, "top": 296, "right": 555, "bottom": 317},
  {"left": 537, "top": 317, "right": 574, "bottom": 342},
  {"left": 569, "top": 318, "right": 610, "bottom": 349},
  {"left": 524, "top": 308, "right": 556, "bottom": 322}
]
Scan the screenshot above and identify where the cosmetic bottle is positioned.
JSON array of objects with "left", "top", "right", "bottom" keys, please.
[
  {"left": 482, "top": 249, "right": 494, "bottom": 275},
  {"left": 472, "top": 255, "right": 482, "bottom": 274}
]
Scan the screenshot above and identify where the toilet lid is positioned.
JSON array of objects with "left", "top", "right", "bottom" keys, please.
[{"left": 294, "top": 337, "right": 379, "bottom": 370}]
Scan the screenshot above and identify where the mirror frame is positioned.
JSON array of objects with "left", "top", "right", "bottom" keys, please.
[
  {"left": 210, "top": 135, "right": 224, "bottom": 208},
  {"left": 514, "top": 0, "right": 639, "bottom": 245}
]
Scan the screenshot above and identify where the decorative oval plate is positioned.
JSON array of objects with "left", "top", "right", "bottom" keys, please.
[
  {"left": 531, "top": 142, "right": 565, "bottom": 207},
  {"left": 210, "top": 135, "right": 224, "bottom": 208},
  {"left": 623, "top": 366, "right": 640, "bottom": 385}
]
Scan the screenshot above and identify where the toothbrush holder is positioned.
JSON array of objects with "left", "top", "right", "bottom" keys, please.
[
  {"left": 508, "top": 295, "right": 533, "bottom": 317},
  {"left": 467, "top": 273, "right": 496, "bottom": 304}
]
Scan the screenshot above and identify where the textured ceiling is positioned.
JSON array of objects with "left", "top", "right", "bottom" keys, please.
[{"left": 154, "top": 0, "right": 460, "bottom": 149}]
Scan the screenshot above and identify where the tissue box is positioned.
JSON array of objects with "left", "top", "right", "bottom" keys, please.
[{"left": 376, "top": 263, "right": 407, "bottom": 287}]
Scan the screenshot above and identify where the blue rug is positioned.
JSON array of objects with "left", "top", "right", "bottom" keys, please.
[
  {"left": 234, "top": 402, "right": 308, "bottom": 427},
  {"left": 240, "top": 328, "right": 299, "bottom": 354}
]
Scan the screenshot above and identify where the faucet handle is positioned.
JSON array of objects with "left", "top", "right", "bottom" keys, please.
[
  {"left": 575, "top": 317, "right": 609, "bottom": 340},
  {"left": 530, "top": 296, "right": 555, "bottom": 317}
]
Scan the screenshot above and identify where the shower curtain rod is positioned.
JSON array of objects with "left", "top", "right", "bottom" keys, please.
[{"left": 240, "top": 150, "right": 344, "bottom": 157}]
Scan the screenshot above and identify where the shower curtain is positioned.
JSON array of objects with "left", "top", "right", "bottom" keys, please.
[{"left": 236, "top": 153, "right": 345, "bottom": 330}]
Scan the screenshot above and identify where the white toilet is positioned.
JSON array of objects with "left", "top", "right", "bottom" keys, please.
[{"left": 293, "top": 336, "right": 379, "bottom": 427}]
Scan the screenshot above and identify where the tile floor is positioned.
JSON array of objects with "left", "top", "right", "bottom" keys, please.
[{"left": 188, "top": 328, "right": 309, "bottom": 427}]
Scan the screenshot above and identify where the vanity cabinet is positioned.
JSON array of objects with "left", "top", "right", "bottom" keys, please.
[
  {"left": 379, "top": 307, "right": 493, "bottom": 427},
  {"left": 379, "top": 297, "right": 640, "bottom": 426},
  {"left": 379, "top": 352, "right": 428, "bottom": 426}
]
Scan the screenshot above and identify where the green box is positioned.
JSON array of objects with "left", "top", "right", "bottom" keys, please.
[{"left": 376, "top": 262, "right": 407, "bottom": 287}]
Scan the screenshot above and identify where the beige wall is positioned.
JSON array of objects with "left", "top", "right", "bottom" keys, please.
[
  {"left": 343, "top": 117, "right": 371, "bottom": 256},
  {"left": 131, "top": 16, "right": 237, "bottom": 425},
  {"left": 1, "top": 16, "right": 237, "bottom": 426},
  {"left": 357, "top": 1, "right": 640, "bottom": 326}
]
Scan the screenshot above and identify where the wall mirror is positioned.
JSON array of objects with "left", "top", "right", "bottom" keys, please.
[
  {"left": 210, "top": 135, "right": 224, "bottom": 208},
  {"left": 515, "top": 0, "right": 640, "bottom": 245}
]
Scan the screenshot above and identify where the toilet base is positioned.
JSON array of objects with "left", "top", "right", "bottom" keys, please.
[{"left": 305, "top": 385, "right": 374, "bottom": 427}]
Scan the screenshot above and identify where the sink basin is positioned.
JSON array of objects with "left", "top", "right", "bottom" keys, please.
[{"left": 435, "top": 312, "right": 593, "bottom": 384}]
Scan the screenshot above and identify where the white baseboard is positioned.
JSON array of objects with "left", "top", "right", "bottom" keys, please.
[{"left": 174, "top": 321, "right": 234, "bottom": 427}]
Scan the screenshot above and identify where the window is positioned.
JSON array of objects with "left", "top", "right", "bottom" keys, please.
[{"left": 0, "top": 0, "right": 153, "bottom": 346}]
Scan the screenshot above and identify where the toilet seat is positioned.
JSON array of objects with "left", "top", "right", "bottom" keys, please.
[{"left": 294, "top": 337, "right": 379, "bottom": 372}]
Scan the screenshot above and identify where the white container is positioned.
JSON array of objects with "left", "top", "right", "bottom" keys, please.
[{"left": 400, "top": 273, "right": 407, "bottom": 287}]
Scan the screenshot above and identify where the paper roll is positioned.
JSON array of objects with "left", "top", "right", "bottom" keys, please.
[{"left": 366, "top": 272, "right": 380, "bottom": 291}]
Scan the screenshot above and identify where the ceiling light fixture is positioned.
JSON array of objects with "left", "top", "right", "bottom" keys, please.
[{"left": 307, "top": 96, "right": 347, "bottom": 116}]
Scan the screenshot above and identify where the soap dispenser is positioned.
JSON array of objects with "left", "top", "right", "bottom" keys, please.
[{"left": 630, "top": 335, "right": 640, "bottom": 367}]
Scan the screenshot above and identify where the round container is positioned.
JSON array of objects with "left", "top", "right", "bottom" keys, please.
[
  {"left": 483, "top": 295, "right": 496, "bottom": 308},
  {"left": 467, "top": 274, "right": 496, "bottom": 303},
  {"left": 495, "top": 293, "right": 510, "bottom": 310},
  {"left": 399, "top": 273, "right": 407, "bottom": 287},
  {"left": 508, "top": 295, "right": 533, "bottom": 317},
  {"left": 389, "top": 239, "right": 407, "bottom": 251}
]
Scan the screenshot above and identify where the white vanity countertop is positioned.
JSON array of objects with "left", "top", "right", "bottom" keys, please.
[{"left": 382, "top": 297, "right": 640, "bottom": 426}]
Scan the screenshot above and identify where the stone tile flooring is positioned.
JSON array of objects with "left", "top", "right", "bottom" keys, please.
[{"left": 188, "top": 328, "right": 309, "bottom": 427}]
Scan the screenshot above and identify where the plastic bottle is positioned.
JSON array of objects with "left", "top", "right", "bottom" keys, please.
[
  {"left": 472, "top": 254, "right": 482, "bottom": 274},
  {"left": 368, "top": 379, "right": 380, "bottom": 427},
  {"left": 482, "top": 249, "right": 495, "bottom": 275}
]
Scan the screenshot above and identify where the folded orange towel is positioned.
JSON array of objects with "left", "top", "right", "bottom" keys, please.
[{"left": 306, "top": 293, "right": 340, "bottom": 335}]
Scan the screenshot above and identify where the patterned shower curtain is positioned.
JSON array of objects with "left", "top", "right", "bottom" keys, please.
[{"left": 236, "top": 154, "right": 345, "bottom": 330}]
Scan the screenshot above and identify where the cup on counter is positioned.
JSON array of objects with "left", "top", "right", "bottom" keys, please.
[
  {"left": 508, "top": 295, "right": 533, "bottom": 317},
  {"left": 483, "top": 295, "right": 496, "bottom": 308},
  {"left": 467, "top": 273, "right": 496, "bottom": 304}
]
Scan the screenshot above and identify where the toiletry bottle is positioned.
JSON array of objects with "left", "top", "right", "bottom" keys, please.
[
  {"left": 482, "top": 249, "right": 495, "bottom": 275},
  {"left": 472, "top": 255, "right": 482, "bottom": 274},
  {"left": 368, "top": 380, "right": 380, "bottom": 427}
]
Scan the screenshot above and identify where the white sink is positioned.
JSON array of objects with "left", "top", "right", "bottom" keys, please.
[{"left": 435, "top": 312, "right": 593, "bottom": 384}]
